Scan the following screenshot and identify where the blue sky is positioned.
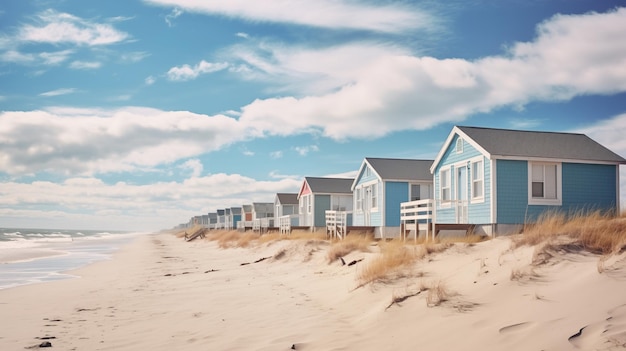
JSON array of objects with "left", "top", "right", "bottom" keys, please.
[{"left": 1, "top": 0, "right": 625, "bottom": 231}]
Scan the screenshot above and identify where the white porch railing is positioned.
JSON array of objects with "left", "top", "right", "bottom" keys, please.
[
  {"left": 400, "top": 199, "right": 434, "bottom": 241},
  {"left": 252, "top": 218, "right": 274, "bottom": 234},
  {"left": 326, "top": 210, "right": 352, "bottom": 240},
  {"left": 437, "top": 199, "right": 469, "bottom": 224},
  {"left": 278, "top": 214, "right": 298, "bottom": 235}
]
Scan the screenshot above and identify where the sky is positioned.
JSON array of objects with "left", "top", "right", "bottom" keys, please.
[{"left": 1, "top": 0, "right": 626, "bottom": 231}]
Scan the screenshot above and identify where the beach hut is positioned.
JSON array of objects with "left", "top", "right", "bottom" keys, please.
[
  {"left": 274, "top": 193, "right": 300, "bottom": 233},
  {"left": 431, "top": 126, "right": 626, "bottom": 236},
  {"left": 297, "top": 177, "right": 354, "bottom": 230},
  {"left": 252, "top": 203, "right": 274, "bottom": 232},
  {"left": 352, "top": 158, "right": 434, "bottom": 239},
  {"left": 230, "top": 207, "right": 242, "bottom": 230},
  {"left": 238, "top": 205, "right": 252, "bottom": 230},
  {"left": 208, "top": 212, "right": 217, "bottom": 229},
  {"left": 216, "top": 209, "right": 225, "bottom": 229}
]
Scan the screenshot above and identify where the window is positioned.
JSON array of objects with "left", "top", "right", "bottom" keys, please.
[
  {"left": 440, "top": 168, "right": 451, "bottom": 202},
  {"left": 410, "top": 184, "right": 421, "bottom": 201},
  {"left": 370, "top": 184, "right": 378, "bottom": 209},
  {"left": 471, "top": 160, "right": 484, "bottom": 200},
  {"left": 528, "top": 162, "right": 561, "bottom": 205},
  {"left": 456, "top": 138, "right": 463, "bottom": 153},
  {"left": 355, "top": 188, "right": 362, "bottom": 211}
]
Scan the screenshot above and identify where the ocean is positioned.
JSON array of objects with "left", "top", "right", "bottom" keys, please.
[{"left": 0, "top": 228, "right": 144, "bottom": 290}]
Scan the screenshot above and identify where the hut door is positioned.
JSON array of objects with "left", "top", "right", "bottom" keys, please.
[
  {"left": 363, "top": 187, "right": 371, "bottom": 226},
  {"left": 456, "top": 166, "right": 468, "bottom": 223}
]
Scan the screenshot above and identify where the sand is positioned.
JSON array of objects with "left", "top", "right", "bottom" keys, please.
[{"left": 1, "top": 232, "right": 626, "bottom": 350}]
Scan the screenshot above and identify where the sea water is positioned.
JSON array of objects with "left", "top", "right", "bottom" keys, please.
[{"left": 0, "top": 228, "right": 144, "bottom": 290}]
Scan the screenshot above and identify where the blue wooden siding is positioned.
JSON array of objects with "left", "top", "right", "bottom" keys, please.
[
  {"left": 314, "top": 194, "right": 331, "bottom": 227},
  {"left": 496, "top": 160, "right": 530, "bottom": 224},
  {"left": 562, "top": 163, "right": 617, "bottom": 214},
  {"left": 496, "top": 160, "right": 618, "bottom": 224},
  {"left": 385, "top": 181, "right": 409, "bottom": 226},
  {"left": 434, "top": 134, "right": 491, "bottom": 224}
]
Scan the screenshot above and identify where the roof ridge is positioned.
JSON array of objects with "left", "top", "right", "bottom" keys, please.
[{"left": 457, "top": 125, "right": 585, "bottom": 136}]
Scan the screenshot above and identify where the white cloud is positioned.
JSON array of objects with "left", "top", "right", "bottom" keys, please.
[
  {"left": 39, "top": 88, "right": 77, "bottom": 97},
  {"left": 165, "top": 7, "right": 184, "bottom": 27},
  {"left": 0, "top": 174, "right": 301, "bottom": 231},
  {"left": 1, "top": 50, "right": 35, "bottom": 63},
  {"left": 0, "top": 107, "right": 247, "bottom": 176},
  {"left": 179, "top": 159, "right": 203, "bottom": 177},
  {"left": 167, "top": 60, "right": 229, "bottom": 81},
  {"left": 144, "top": 0, "right": 437, "bottom": 34},
  {"left": 39, "top": 49, "right": 74, "bottom": 65},
  {"left": 236, "top": 32, "right": 249, "bottom": 39},
  {"left": 145, "top": 76, "right": 156, "bottom": 85},
  {"left": 235, "top": 8, "right": 626, "bottom": 139},
  {"left": 70, "top": 60, "right": 102, "bottom": 69},
  {"left": 119, "top": 51, "right": 150, "bottom": 63},
  {"left": 18, "top": 9, "right": 129, "bottom": 46},
  {"left": 293, "top": 145, "right": 319, "bottom": 156},
  {"left": 270, "top": 151, "right": 283, "bottom": 159}
]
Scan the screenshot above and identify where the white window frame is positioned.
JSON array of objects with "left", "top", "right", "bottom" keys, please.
[
  {"left": 439, "top": 167, "right": 451, "bottom": 207},
  {"left": 456, "top": 138, "right": 463, "bottom": 154},
  {"left": 370, "top": 183, "right": 378, "bottom": 210},
  {"left": 527, "top": 162, "right": 562, "bottom": 206},
  {"left": 471, "top": 158, "right": 485, "bottom": 203},
  {"left": 355, "top": 187, "right": 362, "bottom": 212}
]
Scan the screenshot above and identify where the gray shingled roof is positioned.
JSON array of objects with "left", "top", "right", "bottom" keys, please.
[
  {"left": 458, "top": 126, "right": 626, "bottom": 163},
  {"left": 242, "top": 204, "right": 252, "bottom": 212},
  {"left": 252, "top": 202, "right": 274, "bottom": 213},
  {"left": 365, "top": 158, "right": 433, "bottom": 181},
  {"left": 276, "top": 193, "right": 298, "bottom": 205},
  {"left": 230, "top": 207, "right": 242, "bottom": 215},
  {"left": 305, "top": 177, "right": 354, "bottom": 194}
]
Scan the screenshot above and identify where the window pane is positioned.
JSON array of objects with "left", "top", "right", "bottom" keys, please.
[
  {"left": 411, "top": 184, "right": 420, "bottom": 201},
  {"left": 442, "top": 188, "right": 450, "bottom": 201},
  {"left": 473, "top": 181, "right": 483, "bottom": 198},
  {"left": 441, "top": 170, "right": 449, "bottom": 187},
  {"left": 532, "top": 182, "right": 544, "bottom": 197},
  {"left": 532, "top": 164, "right": 544, "bottom": 182}
]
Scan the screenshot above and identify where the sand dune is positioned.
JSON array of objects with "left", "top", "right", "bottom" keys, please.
[{"left": 1, "top": 231, "right": 625, "bottom": 350}]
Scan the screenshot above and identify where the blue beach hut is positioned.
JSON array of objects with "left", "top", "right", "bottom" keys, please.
[{"left": 431, "top": 126, "right": 626, "bottom": 236}]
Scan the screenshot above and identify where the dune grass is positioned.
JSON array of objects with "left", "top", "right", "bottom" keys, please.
[
  {"left": 516, "top": 210, "right": 626, "bottom": 255},
  {"left": 357, "top": 239, "right": 422, "bottom": 285},
  {"left": 257, "top": 229, "right": 327, "bottom": 244},
  {"left": 327, "top": 234, "right": 374, "bottom": 263}
]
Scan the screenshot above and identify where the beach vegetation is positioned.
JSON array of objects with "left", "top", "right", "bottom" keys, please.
[
  {"left": 516, "top": 210, "right": 626, "bottom": 255},
  {"left": 327, "top": 234, "right": 373, "bottom": 263},
  {"left": 357, "top": 239, "right": 420, "bottom": 285}
]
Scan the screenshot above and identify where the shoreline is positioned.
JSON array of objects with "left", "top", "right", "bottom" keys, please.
[
  {"left": 0, "top": 232, "right": 142, "bottom": 290},
  {"left": 2, "top": 231, "right": 626, "bottom": 350}
]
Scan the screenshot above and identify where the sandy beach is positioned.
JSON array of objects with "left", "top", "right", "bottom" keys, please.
[{"left": 1, "top": 230, "right": 626, "bottom": 351}]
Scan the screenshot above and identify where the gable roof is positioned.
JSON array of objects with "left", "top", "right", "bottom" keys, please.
[
  {"left": 302, "top": 177, "right": 354, "bottom": 196},
  {"left": 276, "top": 193, "right": 298, "bottom": 205},
  {"left": 432, "top": 126, "right": 626, "bottom": 171},
  {"left": 365, "top": 158, "right": 433, "bottom": 181}
]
